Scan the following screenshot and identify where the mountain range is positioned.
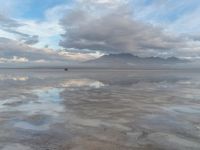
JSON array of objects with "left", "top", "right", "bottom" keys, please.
[{"left": 84, "top": 53, "right": 188, "bottom": 68}]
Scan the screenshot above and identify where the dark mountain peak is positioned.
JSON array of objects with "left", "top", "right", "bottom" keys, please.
[
  {"left": 166, "top": 56, "right": 181, "bottom": 61},
  {"left": 104, "top": 53, "right": 138, "bottom": 58}
]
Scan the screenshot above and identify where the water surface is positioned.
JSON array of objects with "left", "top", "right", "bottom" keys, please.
[{"left": 0, "top": 69, "right": 200, "bottom": 150}]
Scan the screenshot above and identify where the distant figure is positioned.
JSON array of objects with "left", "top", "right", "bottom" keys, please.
[{"left": 64, "top": 68, "right": 68, "bottom": 71}]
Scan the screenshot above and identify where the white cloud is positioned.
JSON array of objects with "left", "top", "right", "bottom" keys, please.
[
  {"left": 58, "top": 51, "right": 102, "bottom": 61},
  {"left": 0, "top": 56, "right": 28, "bottom": 63}
]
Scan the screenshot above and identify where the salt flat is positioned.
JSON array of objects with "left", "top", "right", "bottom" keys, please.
[{"left": 0, "top": 69, "right": 199, "bottom": 150}]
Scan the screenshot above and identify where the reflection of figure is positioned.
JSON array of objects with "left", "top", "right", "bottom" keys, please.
[{"left": 64, "top": 68, "right": 68, "bottom": 71}]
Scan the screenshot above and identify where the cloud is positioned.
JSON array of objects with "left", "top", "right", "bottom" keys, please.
[
  {"left": 23, "top": 35, "right": 39, "bottom": 45},
  {"left": 3, "top": 28, "right": 39, "bottom": 45},
  {"left": 58, "top": 51, "right": 102, "bottom": 61},
  {"left": 0, "top": 15, "right": 40, "bottom": 45},
  {"left": 0, "top": 0, "right": 67, "bottom": 48},
  {"left": 59, "top": 2, "right": 182, "bottom": 56},
  {"left": 0, "top": 37, "right": 98, "bottom": 66},
  {"left": 59, "top": 0, "right": 200, "bottom": 58},
  {"left": 1, "top": 0, "right": 200, "bottom": 63},
  {"left": 0, "top": 14, "right": 23, "bottom": 28},
  {"left": 14, "top": 15, "right": 64, "bottom": 48},
  {"left": 0, "top": 37, "right": 65, "bottom": 63},
  {"left": 0, "top": 56, "right": 28, "bottom": 63}
]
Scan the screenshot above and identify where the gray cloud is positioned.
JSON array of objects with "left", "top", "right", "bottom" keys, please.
[
  {"left": 0, "top": 15, "right": 39, "bottom": 45},
  {"left": 0, "top": 14, "right": 23, "bottom": 28},
  {"left": 23, "top": 35, "right": 39, "bottom": 45},
  {"left": 59, "top": 1, "right": 199, "bottom": 58},
  {"left": 0, "top": 37, "right": 69, "bottom": 64},
  {"left": 3, "top": 28, "right": 28, "bottom": 36},
  {"left": 3, "top": 29, "right": 39, "bottom": 45}
]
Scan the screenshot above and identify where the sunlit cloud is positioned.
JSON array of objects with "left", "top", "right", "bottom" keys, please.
[{"left": 0, "top": 56, "right": 29, "bottom": 63}]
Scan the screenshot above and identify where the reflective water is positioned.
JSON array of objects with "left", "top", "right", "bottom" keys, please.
[{"left": 0, "top": 69, "right": 200, "bottom": 150}]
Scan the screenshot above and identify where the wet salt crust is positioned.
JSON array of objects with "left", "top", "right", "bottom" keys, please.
[{"left": 0, "top": 69, "right": 199, "bottom": 150}]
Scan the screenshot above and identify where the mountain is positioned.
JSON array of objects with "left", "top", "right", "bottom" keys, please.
[{"left": 84, "top": 53, "right": 189, "bottom": 68}]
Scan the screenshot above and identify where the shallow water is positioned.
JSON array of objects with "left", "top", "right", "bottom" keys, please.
[{"left": 0, "top": 69, "right": 200, "bottom": 150}]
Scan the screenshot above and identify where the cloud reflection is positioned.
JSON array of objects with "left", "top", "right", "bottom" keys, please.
[
  {"left": 61, "top": 79, "right": 105, "bottom": 88},
  {"left": 0, "top": 75, "right": 29, "bottom": 81}
]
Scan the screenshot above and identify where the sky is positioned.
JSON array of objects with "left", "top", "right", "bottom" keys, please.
[{"left": 1, "top": 0, "right": 200, "bottom": 66}]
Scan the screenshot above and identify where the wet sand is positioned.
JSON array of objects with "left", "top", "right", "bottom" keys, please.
[{"left": 0, "top": 69, "right": 200, "bottom": 150}]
